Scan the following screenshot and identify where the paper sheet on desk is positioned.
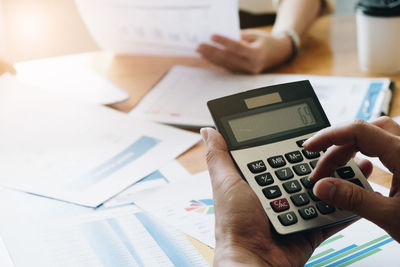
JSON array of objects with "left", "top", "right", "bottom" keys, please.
[
  {"left": 75, "top": 0, "right": 240, "bottom": 57},
  {"left": 15, "top": 54, "right": 129, "bottom": 105},
  {"left": 103, "top": 160, "right": 191, "bottom": 208},
  {"left": 0, "top": 76, "right": 200, "bottom": 207},
  {"left": 0, "top": 205, "right": 209, "bottom": 267},
  {"left": 131, "top": 66, "right": 391, "bottom": 127}
]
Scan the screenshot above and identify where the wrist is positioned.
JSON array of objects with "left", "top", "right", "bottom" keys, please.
[{"left": 272, "top": 30, "right": 300, "bottom": 62}]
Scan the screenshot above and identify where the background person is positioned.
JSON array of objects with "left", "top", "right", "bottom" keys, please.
[{"left": 197, "top": 0, "right": 331, "bottom": 74}]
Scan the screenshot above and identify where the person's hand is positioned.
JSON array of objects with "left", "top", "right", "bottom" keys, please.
[
  {"left": 0, "top": 58, "right": 16, "bottom": 75},
  {"left": 201, "top": 128, "right": 372, "bottom": 266},
  {"left": 304, "top": 117, "right": 400, "bottom": 242},
  {"left": 197, "top": 30, "right": 293, "bottom": 74}
]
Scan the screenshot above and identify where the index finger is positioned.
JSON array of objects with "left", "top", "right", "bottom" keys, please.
[{"left": 304, "top": 119, "right": 400, "bottom": 174}]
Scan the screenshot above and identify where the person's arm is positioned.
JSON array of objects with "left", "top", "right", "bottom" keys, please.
[
  {"left": 197, "top": 0, "right": 323, "bottom": 74},
  {"left": 272, "top": 0, "right": 322, "bottom": 37},
  {"left": 304, "top": 117, "right": 400, "bottom": 242},
  {"left": 200, "top": 127, "right": 372, "bottom": 266}
]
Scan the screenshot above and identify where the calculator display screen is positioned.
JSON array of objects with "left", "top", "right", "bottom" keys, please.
[{"left": 228, "top": 103, "right": 316, "bottom": 143}]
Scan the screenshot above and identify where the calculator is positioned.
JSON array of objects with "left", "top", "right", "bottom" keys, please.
[{"left": 207, "top": 80, "right": 373, "bottom": 235}]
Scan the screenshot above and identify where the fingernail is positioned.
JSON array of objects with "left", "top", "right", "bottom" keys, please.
[
  {"left": 314, "top": 179, "right": 336, "bottom": 200},
  {"left": 303, "top": 138, "right": 312, "bottom": 147},
  {"left": 200, "top": 128, "right": 209, "bottom": 143}
]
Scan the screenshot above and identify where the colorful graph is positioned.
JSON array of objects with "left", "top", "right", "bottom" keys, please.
[
  {"left": 305, "top": 234, "right": 394, "bottom": 267},
  {"left": 185, "top": 199, "right": 214, "bottom": 215}
]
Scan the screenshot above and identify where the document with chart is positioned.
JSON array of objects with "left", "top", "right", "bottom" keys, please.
[
  {"left": 0, "top": 77, "right": 200, "bottom": 207},
  {"left": 0, "top": 205, "right": 209, "bottom": 267},
  {"left": 75, "top": 0, "right": 240, "bottom": 56},
  {"left": 131, "top": 66, "right": 392, "bottom": 127},
  {"left": 133, "top": 172, "right": 216, "bottom": 247}
]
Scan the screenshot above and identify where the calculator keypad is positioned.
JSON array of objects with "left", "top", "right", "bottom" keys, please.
[{"left": 233, "top": 135, "right": 372, "bottom": 235}]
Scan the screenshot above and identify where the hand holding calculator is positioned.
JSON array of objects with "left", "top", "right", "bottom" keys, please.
[{"left": 207, "top": 80, "right": 373, "bottom": 235}]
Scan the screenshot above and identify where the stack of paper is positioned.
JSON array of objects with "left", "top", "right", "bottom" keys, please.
[{"left": 0, "top": 76, "right": 200, "bottom": 207}]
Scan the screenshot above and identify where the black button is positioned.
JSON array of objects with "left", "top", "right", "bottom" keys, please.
[
  {"left": 302, "top": 149, "right": 320, "bottom": 159},
  {"left": 278, "top": 211, "right": 298, "bottom": 226},
  {"left": 267, "top": 156, "right": 286, "bottom": 168},
  {"left": 275, "top": 167, "right": 294, "bottom": 180},
  {"left": 336, "top": 166, "right": 355, "bottom": 179},
  {"left": 308, "top": 189, "right": 320, "bottom": 201},
  {"left": 290, "top": 193, "right": 310, "bottom": 206},
  {"left": 310, "top": 160, "right": 319, "bottom": 169},
  {"left": 282, "top": 180, "right": 302, "bottom": 194},
  {"left": 285, "top": 151, "right": 303, "bottom": 164},
  {"left": 255, "top": 173, "right": 274, "bottom": 186},
  {"left": 293, "top": 163, "right": 312, "bottom": 176},
  {"left": 262, "top": 185, "right": 282, "bottom": 199},
  {"left": 300, "top": 176, "right": 314, "bottom": 189},
  {"left": 348, "top": 179, "right": 364, "bottom": 188},
  {"left": 299, "top": 206, "right": 318, "bottom": 220},
  {"left": 316, "top": 202, "right": 336, "bottom": 214},
  {"left": 247, "top": 160, "right": 266, "bottom": 174},
  {"left": 296, "top": 139, "right": 308, "bottom": 147}
]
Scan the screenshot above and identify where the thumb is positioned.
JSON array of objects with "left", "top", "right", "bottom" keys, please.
[
  {"left": 314, "top": 178, "right": 391, "bottom": 227},
  {"left": 200, "top": 128, "right": 243, "bottom": 190}
]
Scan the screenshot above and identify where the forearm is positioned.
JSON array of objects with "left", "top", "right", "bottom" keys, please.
[{"left": 272, "top": 0, "right": 322, "bottom": 36}]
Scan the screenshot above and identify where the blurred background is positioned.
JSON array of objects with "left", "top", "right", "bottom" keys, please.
[{"left": 0, "top": 0, "right": 358, "bottom": 62}]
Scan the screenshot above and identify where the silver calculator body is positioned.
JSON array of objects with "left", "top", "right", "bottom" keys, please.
[{"left": 207, "top": 81, "right": 373, "bottom": 235}]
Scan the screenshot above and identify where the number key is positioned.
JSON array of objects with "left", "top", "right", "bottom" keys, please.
[
  {"left": 247, "top": 160, "right": 266, "bottom": 174},
  {"left": 310, "top": 160, "right": 318, "bottom": 169},
  {"left": 255, "top": 173, "right": 274, "bottom": 186},
  {"left": 293, "top": 163, "right": 312, "bottom": 176},
  {"left": 300, "top": 176, "right": 314, "bottom": 189},
  {"left": 299, "top": 206, "right": 318, "bottom": 220},
  {"left": 275, "top": 167, "right": 294, "bottom": 180},
  {"left": 290, "top": 193, "right": 310, "bottom": 206},
  {"left": 267, "top": 156, "right": 286, "bottom": 168},
  {"left": 278, "top": 211, "right": 298, "bottom": 226},
  {"left": 285, "top": 151, "right": 303, "bottom": 164},
  {"left": 283, "top": 180, "right": 302, "bottom": 193}
]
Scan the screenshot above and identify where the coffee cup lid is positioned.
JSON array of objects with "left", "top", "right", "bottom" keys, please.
[{"left": 356, "top": 0, "right": 400, "bottom": 17}]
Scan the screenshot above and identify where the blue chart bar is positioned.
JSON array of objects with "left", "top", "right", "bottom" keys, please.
[
  {"left": 305, "top": 245, "right": 358, "bottom": 267},
  {"left": 138, "top": 170, "right": 169, "bottom": 184},
  {"left": 356, "top": 82, "right": 383, "bottom": 121},
  {"left": 81, "top": 220, "right": 142, "bottom": 266},
  {"left": 135, "top": 212, "right": 194, "bottom": 267},
  {"left": 71, "top": 136, "right": 160, "bottom": 190},
  {"left": 326, "top": 238, "right": 394, "bottom": 267}
]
